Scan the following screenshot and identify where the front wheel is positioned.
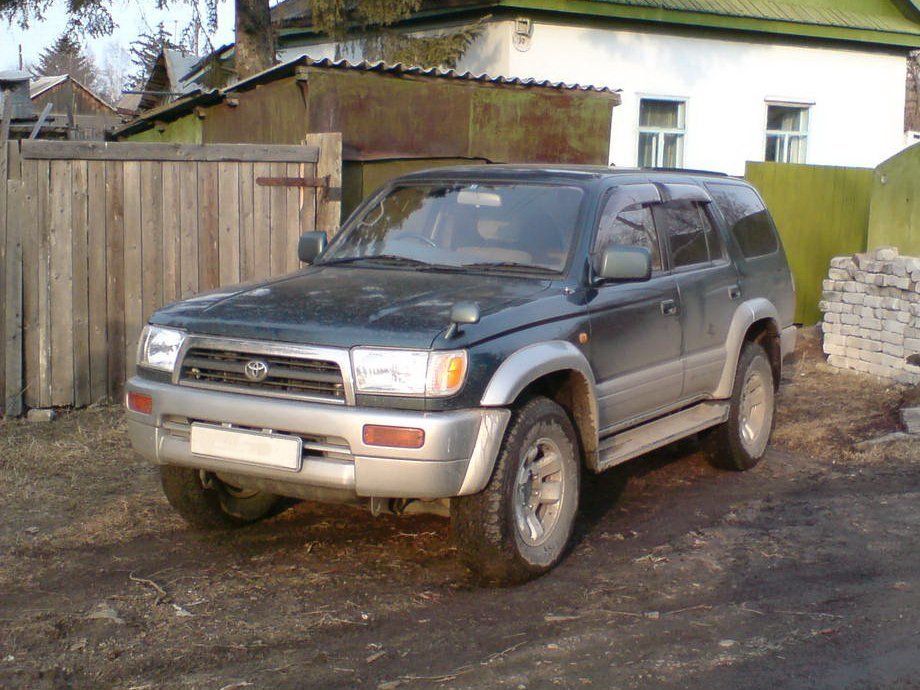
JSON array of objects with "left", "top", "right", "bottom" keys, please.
[
  {"left": 159, "top": 465, "right": 283, "bottom": 529},
  {"left": 703, "top": 342, "right": 775, "bottom": 471},
  {"left": 451, "top": 397, "right": 580, "bottom": 586}
]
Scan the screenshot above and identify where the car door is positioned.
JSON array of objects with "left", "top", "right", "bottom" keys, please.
[
  {"left": 586, "top": 183, "right": 683, "bottom": 433},
  {"left": 653, "top": 184, "right": 741, "bottom": 400}
]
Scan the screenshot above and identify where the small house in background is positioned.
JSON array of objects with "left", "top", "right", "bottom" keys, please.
[
  {"left": 112, "top": 56, "right": 621, "bottom": 219},
  {"left": 0, "top": 70, "right": 118, "bottom": 140}
]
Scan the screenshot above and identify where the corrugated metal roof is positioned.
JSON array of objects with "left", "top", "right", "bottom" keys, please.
[
  {"left": 232, "top": 55, "right": 619, "bottom": 94},
  {"left": 594, "top": 0, "right": 920, "bottom": 34}
]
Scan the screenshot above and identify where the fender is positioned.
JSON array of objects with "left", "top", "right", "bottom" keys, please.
[
  {"left": 480, "top": 340, "right": 598, "bottom": 407},
  {"left": 713, "top": 298, "right": 779, "bottom": 399}
]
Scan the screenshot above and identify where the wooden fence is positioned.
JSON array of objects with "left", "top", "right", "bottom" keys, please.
[
  {"left": 0, "top": 136, "right": 341, "bottom": 415},
  {"left": 745, "top": 162, "right": 875, "bottom": 325}
]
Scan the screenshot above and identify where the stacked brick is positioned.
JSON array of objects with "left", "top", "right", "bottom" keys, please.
[{"left": 819, "top": 247, "right": 920, "bottom": 385}]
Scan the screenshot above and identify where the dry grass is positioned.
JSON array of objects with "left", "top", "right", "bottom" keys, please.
[{"left": 773, "top": 326, "right": 920, "bottom": 463}]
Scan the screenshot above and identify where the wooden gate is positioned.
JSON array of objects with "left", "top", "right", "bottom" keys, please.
[{"left": 0, "top": 136, "right": 342, "bottom": 415}]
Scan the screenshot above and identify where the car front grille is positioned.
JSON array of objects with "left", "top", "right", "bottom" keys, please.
[{"left": 178, "top": 347, "right": 347, "bottom": 403}]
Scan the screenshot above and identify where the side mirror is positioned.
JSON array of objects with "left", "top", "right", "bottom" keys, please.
[
  {"left": 445, "top": 302, "right": 480, "bottom": 339},
  {"left": 298, "top": 231, "right": 328, "bottom": 264},
  {"left": 594, "top": 245, "right": 652, "bottom": 282}
]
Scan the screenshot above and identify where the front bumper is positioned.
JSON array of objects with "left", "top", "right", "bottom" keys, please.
[{"left": 125, "top": 377, "right": 510, "bottom": 499}]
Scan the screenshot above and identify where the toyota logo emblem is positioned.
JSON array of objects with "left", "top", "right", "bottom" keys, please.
[{"left": 244, "top": 360, "right": 269, "bottom": 382}]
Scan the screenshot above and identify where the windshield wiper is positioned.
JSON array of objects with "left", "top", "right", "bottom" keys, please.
[
  {"left": 460, "top": 261, "right": 559, "bottom": 274},
  {"left": 320, "top": 255, "right": 461, "bottom": 271}
]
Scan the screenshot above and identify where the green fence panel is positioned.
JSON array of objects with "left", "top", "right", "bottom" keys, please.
[
  {"left": 745, "top": 162, "right": 873, "bottom": 325},
  {"left": 868, "top": 143, "right": 920, "bottom": 256}
]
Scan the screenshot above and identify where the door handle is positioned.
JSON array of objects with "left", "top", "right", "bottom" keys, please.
[
  {"left": 660, "top": 299, "right": 679, "bottom": 316},
  {"left": 728, "top": 285, "right": 742, "bottom": 300}
]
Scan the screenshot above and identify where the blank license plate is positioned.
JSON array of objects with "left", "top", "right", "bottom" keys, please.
[{"left": 190, "top": 424, "right": 302, "bottom": 470}]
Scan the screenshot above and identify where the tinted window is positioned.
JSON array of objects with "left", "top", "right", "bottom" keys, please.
[
  {"left": 595, "top": 186, "right": 662, "bottom": 271},
  {"left": 654, "top": 201, "right": 711, "bottom": 268},
  {"left": 707, "top": 183, "right": 779, "bottom": 258}
]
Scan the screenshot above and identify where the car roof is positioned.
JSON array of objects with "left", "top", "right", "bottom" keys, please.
[{"left": 395, "top": 164, "right": 742, "bottom": 185}]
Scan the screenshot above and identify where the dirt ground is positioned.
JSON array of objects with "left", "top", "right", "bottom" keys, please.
[{"left": 2, "top": 328, "right": 919, "bottom": 690}]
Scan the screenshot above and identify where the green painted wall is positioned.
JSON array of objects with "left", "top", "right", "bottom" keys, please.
[
  {"left": 867, "top": 143, "right": 920, "bottom": 256},
  {"left": 126, "top": 114, "right": 203, "bottom": 144},
  {"left": 745, "top": 162, "right": 874, "bottom": 325}
]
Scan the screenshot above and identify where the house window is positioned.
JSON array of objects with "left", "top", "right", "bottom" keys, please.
[
  {"left": 765, "top": 104, "right": 809, "bottom": 163},
  {"left": 638, "top": 99, "right": 685, "bottom": 169}
]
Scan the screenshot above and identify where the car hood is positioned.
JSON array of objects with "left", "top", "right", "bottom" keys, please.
[{"left": 150, "top": 265, "right": 552, "bottom": 349}]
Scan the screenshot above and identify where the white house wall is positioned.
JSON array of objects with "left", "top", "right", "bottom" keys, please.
[{"left": 456, "top": 20, "right": 909, "bottom": 174}]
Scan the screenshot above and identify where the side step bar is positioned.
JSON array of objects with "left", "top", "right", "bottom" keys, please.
[{"left": 596, "top": 401, "right": 730, "bottom": 472}]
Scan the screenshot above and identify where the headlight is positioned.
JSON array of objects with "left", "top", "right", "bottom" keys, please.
[
  {"left": 353, "top": 348, "right": 467, "bottom": 396},
  {"left": 138, "top": 325, "right": 186, "bottom": 372}
]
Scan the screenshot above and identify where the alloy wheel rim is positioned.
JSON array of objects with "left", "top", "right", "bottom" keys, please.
[
  {"left": 513, "top": 437, "right": 565, "bottom": 547},
  {"left": 739, "top": 368, "right": 770, "bottom": 455}
]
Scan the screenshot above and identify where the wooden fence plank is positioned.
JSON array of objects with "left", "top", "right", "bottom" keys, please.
[
  {"left": 268, "top": 161, "right": 287, "bottom": 276},
  {"left": 21, "top": 140, "right": 320, "bottom": 163},
  {"left": 4, "top": 179, "right": 24, "bottom": 416},
  {"left": 178, "top": 162, "right": 198, "bottom": 297},
  {"left": 252, "top": 161, "right": 271, "bottom": 280},
  {"left": 36, "top": 160, "right": 52, "bottom": 407},
  {"left": 297, "top": 161, "right": 316, "bottom": 253},
  {"left": 140, "top": 161, "right": 164, "bottom": 322},
  {"left": 239, "top": 163, "right": 255, "bottom": 282},
  {"left": 217, "top": 162, "right": 241, "bottom": 286},
  {"left": 304, "top": 132, "right": 343, "bottom": 235},
  {"left": 87, "top": 160, "right": 107, "bottom": 402},
  {"left": 21, "top": 160, "right": 40, "bottom": 408},
  {"left": 123, "top": 161, "right": 142, "bottom": 382},
  {"left": 285, "top": 162, "right": 301, "bottom": 273},
  {"left": 198, "top": 163, "right": 219, "bottom": 291},
  {"left": 71, "top": 159, "right": 90, "bottom": 406},
  {"left": 49, "top": 160, "right": 74, "bottom": 407},
  {"left": 162, "top": 161, "right": 181, "bottom": 304},
  {"left": 105, "top": 161, "right": 126, "bottom": 399},
  {"left": 0, "top": 142, "right": 7, "bottom": 409}
]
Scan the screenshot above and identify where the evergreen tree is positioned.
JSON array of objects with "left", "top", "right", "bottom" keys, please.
[
  {"left": 127, "top": 22, "right": 180, "bottom": 90},
  {"left": 32, "top": 33, "right": 98, "bottom": 88}
]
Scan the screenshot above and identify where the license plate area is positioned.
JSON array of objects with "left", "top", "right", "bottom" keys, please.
[{"left": 189, "top": 424, "right": 302, "bottom": 471}]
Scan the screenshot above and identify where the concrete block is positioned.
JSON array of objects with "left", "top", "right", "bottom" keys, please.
[
  {"left": 822, "top": 291, "right": 843, "bottom": 302},
  {"left": 863, "top": 295, "right": 882, "bottom": 308},
  {"left": 904, "top": 337, "right": 920, "bottom": 353},
  {"left": 882, "top": 342, "right": 904, "bottom": 358},
  {"left": 884, "top": 320, "right": 907, "bottom": 335},
  {"left": 841, "top": 313, "right": 860, "bottom": 325},
  {"left": 824, "top": 312, "right": 840, "bottom": 324},
  {"left": 860, "top": 318, "right": 882, "bottom": 330},
  {"left": 830, "top": 256, "right": 854, "bottom": 269},
  {"left": 828, "top": 268, "right": 849, "bottom": 280},
  {"left": 26, "top": 408, "right": 56, "bottom": 423},
  {"left": 897, "top": 312, "right": 911, "bottom": 324},
  {"left": 842, "top": 281, "right": 864, "bottom": 294},
  {"left": 874, "top": 246, "right": 899, "bottom": 261},
  {"left": 823, "top": 333, "right": 845, "bottom": 346},
  {"left": 841, "top": 293, "right": 864, "bottom": 306},
  {"left": 824, "top": 343, "right": 845, "bottom": 357},
  {"left": 902, "top": 407, "right": 920, "bottom": 434},
  {"left": 879, "top": 330, "right": 903, "bottom": 345}
]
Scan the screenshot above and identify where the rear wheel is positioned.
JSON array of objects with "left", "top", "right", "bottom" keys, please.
[
  {"left": 703, "top": 342, "right": 775, "bottom": 471},
  {"left": 159, "top": 465, "right": 283, "bottom": 529},
  {"left": 452, "top": 397, "right": 580, "bottom": 586}
]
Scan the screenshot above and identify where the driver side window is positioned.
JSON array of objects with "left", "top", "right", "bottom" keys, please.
[{"left": 594, "top": 185, "right": 663, "bottom": 271}]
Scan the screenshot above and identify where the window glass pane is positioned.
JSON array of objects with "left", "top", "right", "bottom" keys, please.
[
  {"left": 662, "top": 133, "right": 683, "bottom": 168},
  {"left": 595, "top": 186, "right": 662, "bottom": 270},
  {"left": 788, "top": 135, "right": 807, "bottom": 164},
  {"left": 706, "top": 183, "right": 778, "bottom": 258},
  {"left": 640, "top": 99, "right": 682, "bottom": 128},
  {"left": 654, "top": 201, "right": 709, "bottom": 268},
  {"left": 767, "top": 105, "right": 805, "bottom": 132},
  {"left": 765, "top": 134, "right": 781, "bottom": 162},
  {"left": 638, "top": 132, "right": 657, "bottom": 168}
]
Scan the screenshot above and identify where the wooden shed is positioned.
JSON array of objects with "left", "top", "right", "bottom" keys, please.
[
  {"left": 30, "top": 75, "right": 119, "bottom": 140},
  {"left": 113, "top": 57, "right": 621, "bottom": 218}
]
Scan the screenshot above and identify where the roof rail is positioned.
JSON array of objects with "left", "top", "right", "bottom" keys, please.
[{"left": 643, "top": 167, "right": 729, "bottom": 176}]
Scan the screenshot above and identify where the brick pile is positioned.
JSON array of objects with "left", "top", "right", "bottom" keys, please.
[{"left": 819, "top": 247, "right": 920, "bottom": 385}]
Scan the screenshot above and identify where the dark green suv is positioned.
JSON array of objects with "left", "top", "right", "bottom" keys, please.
[{"left": 126, "top": 165, "right": 796, "bottom": 585}]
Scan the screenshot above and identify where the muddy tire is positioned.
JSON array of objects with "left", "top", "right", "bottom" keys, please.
[
  {"left": 159, "top": 465, "right": 282, "bottom": 529},
  {"left": 703, "top": 342, "right": 775, "bottom": 471},
  {"left": 451, "top": 397, "right": 580, "bottom": 586}
]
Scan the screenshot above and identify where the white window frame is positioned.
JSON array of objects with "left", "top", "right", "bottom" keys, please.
[
  {"left": 764, "top": 102, "right": 811, "bottom": 164},
  {"left": 637, "top": 97, "right": 687, "bottom": 169}
]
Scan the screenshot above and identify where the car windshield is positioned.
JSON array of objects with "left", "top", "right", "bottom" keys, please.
[{"left": 321, "top": 182, "right": 584, "bottom": 273}]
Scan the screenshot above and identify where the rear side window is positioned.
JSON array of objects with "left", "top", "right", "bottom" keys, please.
[
  {"left": 653, "top": 200, "right": 713, "bottom": 269},
  {"left": 707, "top": 183, "right": 779, "bottom": 258}
]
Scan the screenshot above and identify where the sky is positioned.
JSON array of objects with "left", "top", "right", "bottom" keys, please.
[{"left": 0, "top": 0, "right": 236, "bottom": 72}]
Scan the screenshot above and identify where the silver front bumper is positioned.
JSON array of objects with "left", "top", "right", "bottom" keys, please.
[{"left": 125, "top": 377, "right": 510, "bottom": 499}]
